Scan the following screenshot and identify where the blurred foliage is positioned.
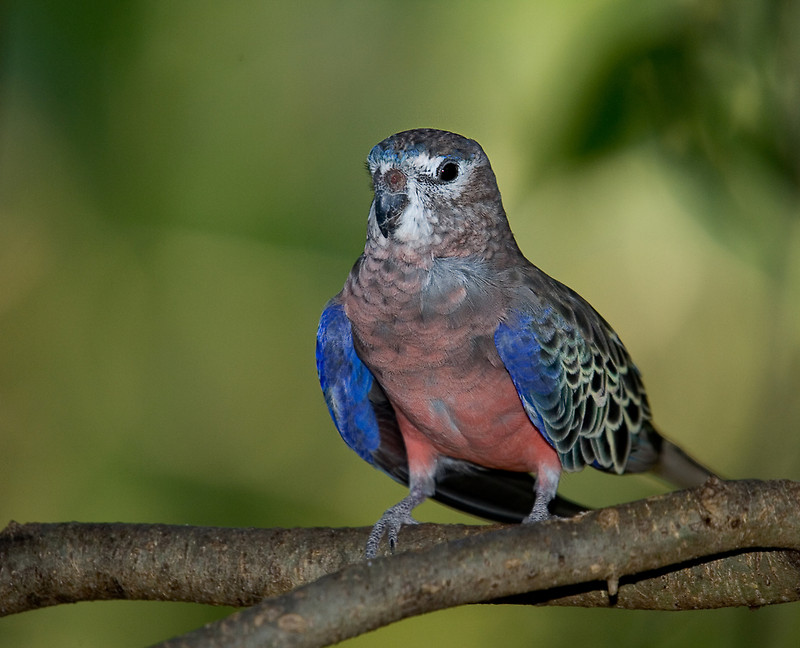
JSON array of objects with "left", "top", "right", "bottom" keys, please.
[
  {"left": 1, "top": 1, "right": 799, "bottom": 647},
  {"left": 544, "top": 0, "right": 800, "bottom": 277}
]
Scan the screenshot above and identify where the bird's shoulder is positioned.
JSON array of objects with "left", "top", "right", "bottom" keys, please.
[
  {"left": 496, "top": 261, "right": 654, "bottom": 473},
  {"left": 503, "top": 263, "right": 625, "bottom": 361}
]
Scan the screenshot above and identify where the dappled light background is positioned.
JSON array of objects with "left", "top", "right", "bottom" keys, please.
[{"left": 2, "top": 1, "right": 800, "bottom": 646}]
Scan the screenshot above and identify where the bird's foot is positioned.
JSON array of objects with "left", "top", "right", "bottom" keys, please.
[
  {"left": 365, "top": 501, "right": 419, "bottom": 559},
  {"left": 522, "top": 505, "right": 552, "bottom": 524},
  {"left": 522, "top": 494, "right": 559, "bottom": 524},
  {"left": 523, "top": 466, "right": 561, "bottom": 524}
]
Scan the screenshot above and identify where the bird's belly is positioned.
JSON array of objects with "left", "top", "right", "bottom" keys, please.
[{"left": 384, "top": 363, "right": 555, "bottom": 474}]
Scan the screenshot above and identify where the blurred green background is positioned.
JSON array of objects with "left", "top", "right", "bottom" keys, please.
[{"left": 2, "top": 1, "right": 800, "bottom": 646}]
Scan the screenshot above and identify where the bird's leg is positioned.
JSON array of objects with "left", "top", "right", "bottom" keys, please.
[
  {"left": 365, "top": 479, "right": 432, "bottom": 559},
  {"left": 523, "top": 464, "right": 561, "bottom": 523}
]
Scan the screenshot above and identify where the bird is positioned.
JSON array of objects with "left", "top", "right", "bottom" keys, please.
[{"left": 316, "top": 128, "right": 715, "bottom": 558}]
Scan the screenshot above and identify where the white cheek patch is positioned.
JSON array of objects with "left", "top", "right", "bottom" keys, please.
[{"left": 393, "top": 182, "right": 435, "bottom": 243}]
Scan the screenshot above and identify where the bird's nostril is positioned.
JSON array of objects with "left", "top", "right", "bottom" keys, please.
[{"left": 384, "top": 169, "right": 406, "bottom": 193}]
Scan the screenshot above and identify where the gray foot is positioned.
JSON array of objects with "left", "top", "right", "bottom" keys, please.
[
  {"left": 365, "top": 503, "right": 418, "bottom": 558},
  {"left": 365, "top": 483, "right": 429, "bottom": 558}
]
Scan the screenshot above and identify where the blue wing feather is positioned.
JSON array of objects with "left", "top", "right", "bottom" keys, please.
[
  {"left": 316, "top": 299, "right": 380, "bottom": 463},
  {"left": 495, "top": 306, "right": 619, "bottom": 472},
  {"left": 494, "top": 309, "right": 563, "bottom": 454}
]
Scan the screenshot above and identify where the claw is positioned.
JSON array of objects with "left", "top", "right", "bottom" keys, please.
[
  {"left": 364, "top": 484, "right": 428, "bottom": 558},
  {"left": 365, "top": 503, "right": 418, "bottom": 558}
]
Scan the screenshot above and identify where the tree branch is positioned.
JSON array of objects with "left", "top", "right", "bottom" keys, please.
[{"left": 2, "top": 480, "right": 799, "bottom": 647}]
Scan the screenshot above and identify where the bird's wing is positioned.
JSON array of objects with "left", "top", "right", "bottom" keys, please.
[
  {"left": 316, "top": 296, "right": 586, "bottom": 520},
  {"left": 494, "top": 269, "right": 654, "bottom": 475},
  {"left": 316, "top": 298, "right": 383, "bottom": 464}
]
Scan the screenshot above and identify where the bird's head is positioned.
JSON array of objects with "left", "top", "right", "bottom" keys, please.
[{"left": 365, "top": 129, "right": 511, "bottom": 256}]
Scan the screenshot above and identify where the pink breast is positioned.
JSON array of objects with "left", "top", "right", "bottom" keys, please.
[{"left": 386, "top": 362, "right": 561, "bottom": 476}]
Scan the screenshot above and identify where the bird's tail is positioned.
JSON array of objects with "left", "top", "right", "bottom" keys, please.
[
  {"left": 652, "top": 436, "right": 718, "bottom": 488},
  {"left": 627, "top": 421, "right": 717, "bottom": 488}
]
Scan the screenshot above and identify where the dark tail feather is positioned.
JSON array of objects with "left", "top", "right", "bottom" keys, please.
[
  {"left": 627, "top": 421, "right": 718, "bottom": 488},
  {"left": 433, "top": 465, "right": 588, "bottom": 523},
  {"left": 652, "top": 437, "right": 718, "bottom": 488}
]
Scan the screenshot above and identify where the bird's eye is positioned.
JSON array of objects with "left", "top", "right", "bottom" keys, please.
[{"left": 436, "top": 162, "right": 459, "bottom": 183}]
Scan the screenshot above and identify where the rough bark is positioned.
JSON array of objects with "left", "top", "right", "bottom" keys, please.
[{"left": 1, "top": 480, "right": 799, "bottom": 647}]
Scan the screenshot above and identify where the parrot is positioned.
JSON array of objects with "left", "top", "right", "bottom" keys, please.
[{"left": 316, "top": 128, "right": 715, "bottom": 558}]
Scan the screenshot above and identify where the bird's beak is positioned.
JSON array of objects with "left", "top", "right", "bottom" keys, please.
[
  {"left": 374, "top": 190, "right": 408, "bottom": 238},
  {"left": 373, "top": 168, "right": 408, "bottom": 238}
]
